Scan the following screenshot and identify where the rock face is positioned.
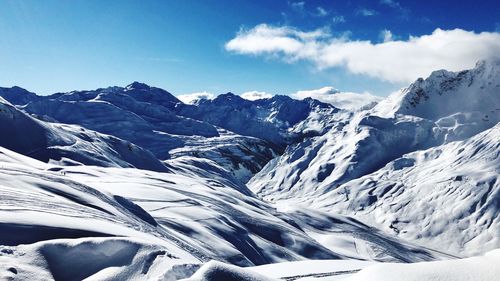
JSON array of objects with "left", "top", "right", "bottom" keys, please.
[{"left": 249, "top": 60, "right": 500, "bottom": 256}]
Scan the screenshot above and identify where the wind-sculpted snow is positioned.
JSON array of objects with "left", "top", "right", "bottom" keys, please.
[
  {"left": 0, "top": 97, "right": 168, "bottom": 172},
  {"left": 0, "top": 146, "right": 447, "bottom": 280},
  {"left": 250, "top": 60, "right": 500, "bottom": 257}
]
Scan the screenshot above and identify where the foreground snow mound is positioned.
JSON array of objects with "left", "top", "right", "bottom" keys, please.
[
  {"left": 249, "top": 60, "right": 500, "bottom": 256},
  {"left": 184, "top": 260, "right": 276, "bottom": 281},
  {"left": 249, "top": 259, "right": 373, "bottom": 281},
  {"left": 0, "top": 97, "right": 168, "bottom": 172},
  {"left": 0, "top": 237, "right": 198, "bottom": 281},
  {"left": 344, "top": 249, "right": 500, "bottom": 281}
]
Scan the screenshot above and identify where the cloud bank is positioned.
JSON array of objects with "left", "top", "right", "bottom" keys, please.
[
  {"left": 177, "top": 92, "right": 215, "bottom": 104},
  {"left": 225, "top": 24, "right": 500, "bottom": 83},
  {"left": 240, "top": 91, "right": 273, "bottom": 100},
  {"left": 293, "top": 87, "right": 382, "bottom": 110}
]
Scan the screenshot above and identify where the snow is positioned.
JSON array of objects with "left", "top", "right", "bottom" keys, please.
[
  {"left": 250, "top": 259, "right": 373, "bottom": 280},
  {"left": 344, "top": 250, "right": 500, "bottom": 281},
  {"left": 184, "top": 261, "right": 276, "bottom": 281},
  {"left": 0, "top": 97, "right": 169, "bottom": 172},
  {"left": 0, "top": 143, "right": 448, "bottom": 279},
  {"left": 186, "top": 250, "right": 500, "bottom": 281},
  {"left": 249, "top": 60, "right": 500, "bottom": 257},
  {"left": 0, "top": 60, "right": 498, "bottom": 280}
]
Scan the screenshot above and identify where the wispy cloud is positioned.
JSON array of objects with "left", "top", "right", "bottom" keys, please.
[
  {"left": 356, "top": 8, "right": 378, "bottom": 17},
  {"left": 380, "top": 0, "right": 410, "bottom": 19},
  {"left": 332, "top": 15, "right": 346, "bottom": 24},
  {"left": 225, "top": 24, "right": 500, "bottom": 83},
  {"left": 289, "top": 1, "right": 305, "bottom": 13},
  {"left": 380, "top": 0, "right": 401, "bottom": 9},
  {"left": 314, "top": 7, "right": 329, "bottom": 17}
]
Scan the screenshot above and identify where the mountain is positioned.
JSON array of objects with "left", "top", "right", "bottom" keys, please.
[
  {"left": 0, "top": 82, "right": 343, "bottom": 183},
  {"left": 0, "top": 145, "right": 447, "bottom": 280},
  {"left": 0, "top": 97, "right": 168, "bottom": 172},
  {"left": 249, "top": 60, "right": 500, "bottom": 256},
  {"left": 0, "top": 60, "right": 498, "bottom": 280},
  {"left": 0, "top": 83, "right": 280, "bottom": 183},
  {"left": 175, "top": 93, "right": 339, "bottom": 147}
]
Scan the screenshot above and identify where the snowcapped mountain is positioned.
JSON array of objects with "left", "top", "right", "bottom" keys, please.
[
  {"left": 0, "top": 97, "right": 168, "bottom": 172},
  {"left": 249, "top": 60, "right": 500, "bottom": 256},
  {"left": 0, "top": 82, "right": 341, "bottom": 183},
  {"left": 0, "top": 83, "right": 281, "bottom": 183},
  {"left": 176, "top": 92, "right": 339, "bottom": 147},
  {"left": 0, "top": 60, "right": 498, "bottom": 280}
]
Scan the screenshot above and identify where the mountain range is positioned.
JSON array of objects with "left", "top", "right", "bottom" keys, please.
[{"left": 0, "top": 60, "right": 498, "bottom": 280}]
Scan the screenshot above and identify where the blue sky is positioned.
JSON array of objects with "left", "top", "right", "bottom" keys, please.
[{"left": 0, "top": 0, "right": 499, "bottom": 97}]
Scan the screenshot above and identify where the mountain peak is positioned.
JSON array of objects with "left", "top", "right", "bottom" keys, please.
[
  {"left": 125, "top": 81, "right": 151, "bottom": 91},
  {"left": 0, "top": 86, "right": 39, "bottom": 105}
]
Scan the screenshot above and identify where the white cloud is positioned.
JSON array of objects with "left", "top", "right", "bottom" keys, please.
[
  {"left": 379, "top": 29, "right": 393, "bottom": 42},
  {"left": 177, "top": 91, "right": 215, "bottom": 104},
  {"left": 225, "top": 25, "right": 500, "bottom": 83},
  {"left": 293, "top": 87, "right": 382, "bottom": 110},
  {"left": 240, "top": 91, "right": 273, "bottom": 101}
]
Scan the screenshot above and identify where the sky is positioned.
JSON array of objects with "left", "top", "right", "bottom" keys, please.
[{"left": 0, "top": 0, "right": 499, "bottom": 98}]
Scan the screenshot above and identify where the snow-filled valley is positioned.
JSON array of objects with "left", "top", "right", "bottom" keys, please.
[{"left": 0, "top": 60, "right": 498, "bottom": 280}]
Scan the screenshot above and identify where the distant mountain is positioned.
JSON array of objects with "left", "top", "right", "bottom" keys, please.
[
  {"left": 0, "top": 83, "right": 281, "bottom": 183},
  {"left": 249, "top": 60, "right": 500, "bottom": 256},
  {"left": 0, "top": 82, "right": 340, "bottom": 183},
  {"left": 0, "top": 97, "right": 168, "bottom": 172},
  {"left": 176, "top": 93, "right": 339, "bottom": 147}
]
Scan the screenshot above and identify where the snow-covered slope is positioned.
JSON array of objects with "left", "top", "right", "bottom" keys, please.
[
  {"left": 0, "top": 145, "right": 448, "bottom": 280},
  {"left": 185, "top": 250, "right": 500, "bottom": 281},
  {"left": 310, "top": 124, "right": 500, "bottom": 256},
  {"left": 0, "top": 83, "right": 278, "bottom": 183},
  {"left": 176, "top": 93, "right": 339, "bottom": 147},
  {"left": 0, "top": 97, "right": 168, "bottom": 172},
  {"left": 249, "top": 60, "right": 500, "bottom": 257}
]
